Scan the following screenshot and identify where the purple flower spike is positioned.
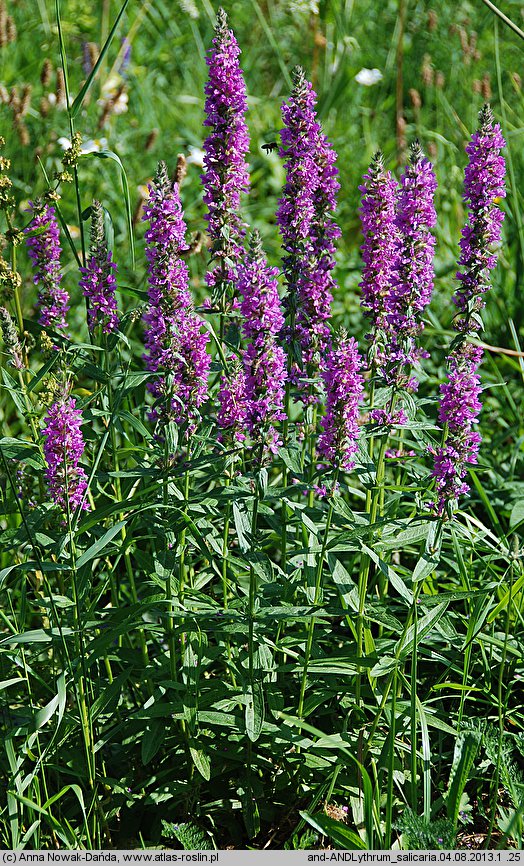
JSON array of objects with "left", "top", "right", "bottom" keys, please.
[
  {"left": 387, "top": 141, "right": 437, "bottom": 387},
  {"left": 42, "top": 394, "right": 89, "bottom": 513},
  {"left": 277, "top": 67, "right": 339, "bottom": 385},
  {"left": 318, "top": 332, "right": 364, "bottom": 472},
  {"left": 358, "top": 152, "right": 399, "bottom": 370},
  {"left": 431, "top": 344, "right": 483, "bottom": 515},
  {"left": 202, "top": 8, "right": 250, "bottom": 308},
  {"left": 431, "top": 106, "right": 506, "bottom": 514},
  {"left": 239, "top": 231, "right": 287, "bottom": 452},
  {"left": 453, "top": 104, "right": 506, "bottom": 333},
  {"left": 25, "top": 202, "right": 69, "bottom": 333},
  {"left": 143, "top": 162, "right": 210, "bottom": 428},
  {"left": 217, "top": 361, "right": 247, "bottom": 445},
  {"left": 80, "top": 200, "right": 119, "bottom": 334}
]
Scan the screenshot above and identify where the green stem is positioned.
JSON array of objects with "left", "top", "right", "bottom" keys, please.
[
  {"left": 65, "top": 478, "right": 99, "bottom": 843},
  {"left": 248, "top": 466, "right": 261, "bottom": 692},
  {"left": 281, "top": 379, "right": 292, "bottom": 576},
  {"left": 356, "top": 434, "right": 388, "bottom": 708},
  {"left": 221, "top": 471, "right": 237, "bottom": 684},
  {"left": 163, "top": 436, "right": 177, "bottom": 683},
  {"left": 410, "top": 582, "right": 420, "bottom": 813},
  {"left": 361, "top": 583, "right": 422, "bottom": 764},
  {"left": 105, "top": 339, "right": 151, "bottom": 682},
  {"left": 297, "top": 471, "right": 338, "bottom": 719},
  {"left": 179, "top": 448, "right": 191, "bottom": 600},
  {"left": 487, "top": 552, "right": 518, "bottom": 845},
  {"left": 385, "top": 667, "right": 397, "bottom": 848}
]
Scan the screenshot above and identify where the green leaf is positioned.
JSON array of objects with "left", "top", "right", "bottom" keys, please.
[
  {"left": 239, "top": 782, "right": 260, "bottom": 839},
  {"left": 32, "top": 694, "right": 60, "bottom": 731},
  {"left": 76, "top": 520, "right": 126, "bottom": 568},
  {"left": 299, "top": 811, "right": 366, "bottom": 849},
  {"left": 245, "top": 680, "right": 264, "bottom": 742},
  {"left": 396, "top": 602, "right": 449, "bottom": 657},
  {"left": 233, "top": 499, "right": 251, "bottom": 553},
  {"left": 329, "top": 556, "right": 359, "bottom": 611},
  {"left": 0, "top": 628, "right": 73, "bottom": 646},
  {"left": 487, "top": 570, "right": 524, "bottom": 623},
  {"left": 446, "top": 729, "right": 481, "bottom": 827},
  {"left": 246, "top": 551, "right": 273, "bottom": 583},
  {"left": 70, "top": 0, "right": 131, "bottom": 118},
  {"left": 0, "top": 677, "right": 26, "bottom": 690},
  {"left": 189, "top": 741, "right": 211, "bottom": 781},
  {"left": 380, "top": 521, "right": 432, "bottom": 549},
  {"left": 0, "top": 437, "right": 43, "bottom": 470},
  {"left": 361, "top": 542, "right": 413, "bottom": 604},
  {"left": 370, "top": 655, "right": 397, "bottom": 677},
  {"left": 278, "top": 445, "right": 302, "bottom": 476},
  {"left": 510, "top": 500, "right": 524, "bottom": 529},
  {"left": 141, "top": 720, "right": 166, "bottom": 765},
  {"left": 301, "top": 656, "right": 361, "bottom": 675},
  {"left": 412, "top": 521, "right": 443, "bottom": 582},
  {"left": 161, "top": 820, "right": 214, "bottom": 850},
  {"left": 87, "top": 150, "right": 134, "bottom": 267}
]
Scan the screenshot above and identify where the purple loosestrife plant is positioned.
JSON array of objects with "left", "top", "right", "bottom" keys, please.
[
  {"left": 239, "top": 231, "right": 287, "bottom": 453},
  {"left": 25, "top": 201, "right": 69, "bottom": 332},
  {"left": 453, "top": 105, "right": 506, "bottom": 333},
  {"left": 42, "top": 393, "right": 89, "bottom": 513},
  {"left": 387, "top": 141, "right": 437, "bottom": 389},
  {"left": 277, "top": 67, "right": 339, "bottom": 387},
  {"left": 358, "top": 152, "right": 399, "bottom": 373},
  {"left": 202, "top": 7, "right": 250, "bottom": 309},
  {"left": 143, "top": 162, "right": 210, "bottom": 428},
  {"left": 79, "top": 200, "right": 119, "bottom": 334},
  {"left": 305, "top": 127, "right": 341, "bottom": 366},
  {"left": 431, "top": 106, "right": 506, "bottom": 515},
  {"left": 431, "top": 344, "right": 483, "bottom": 515},
  {"left": 217, "top": 361, "right": 247, "bottom": 446},
  {"left": 317, "top": 331, "right": 364, "bottom": 473}
]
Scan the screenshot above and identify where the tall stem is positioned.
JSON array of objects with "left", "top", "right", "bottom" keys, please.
[
  {"left": 356, "top": 434, "right": 387, "bottom": 709},
  {"left": 103, "top": 340, "right": 150, "bottom": 679},
  {"left": 297, "top": 471, "right": 338, "bottom": 719},
  {"left": 65, "top": 477, "right": 100, "bottom": 844},
  {"left": 248, "top": 459, "right": 261, "bottom": 692},
  {"left": 163, "top": 435, "right": 177, "bottom": 683}
]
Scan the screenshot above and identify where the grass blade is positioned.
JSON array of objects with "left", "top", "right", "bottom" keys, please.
[{"left": 70, "top": 0, "right": 132, "bottom": 119}]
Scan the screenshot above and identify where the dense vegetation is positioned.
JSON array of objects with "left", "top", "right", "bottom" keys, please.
[{"left": 0, "top": 0, "right": 523, "bottom": 852}]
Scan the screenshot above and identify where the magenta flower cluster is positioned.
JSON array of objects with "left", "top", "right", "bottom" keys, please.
[
  {"left": 358, "top": 153, "right": 399, "bottom": 369},
  {"left": 359, "top": 145, "right": 437, "bottom": 390},
  {"left": 432, "top": 107, "right": 506, "bottom": 514},
  {"left": 389, "top": 142, "right": 437, "bottom": 385},
  {"left": 25, "top": 202, "right": 69, "bottom": 332},
  {"left": 20, "top": 9, "right": 506, "bottom": 525},
  {"left": 277, "top": 67, "right": 340, "bottom": 380},
  {"left": 79, "top": 200, "right": 119, "bottom": 334},
  {"left": 318, "top": 333, "right": 364, "bottom": 472},
  {"left": 219, "top": 231, "right": 286, "bottom": 453},
  {"left": 217, "top": 361, "right": 247, "bottom": 446},
  {"left": 453, "top": 105, "right": 506, "bottom": 333},
  {"left": 202, "top": 7, "right": 250, "bottom": 306},
  {"left": 431, "top": 344, "right": 483, "bottom": 514},
  {"left": 143, "top": 162, "right": 210, "bottom": 427},
  {"left": 42, "top": 395, "right": 89, "bottom": 513}
]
